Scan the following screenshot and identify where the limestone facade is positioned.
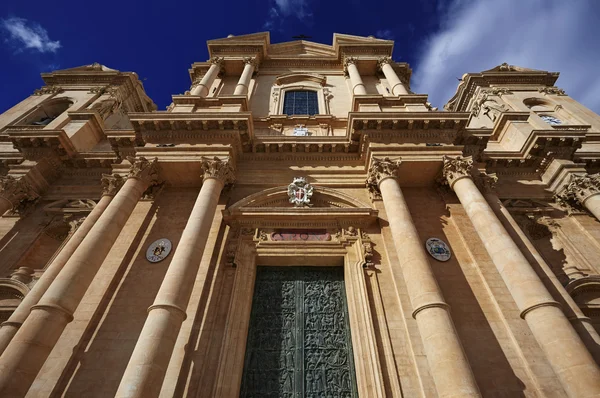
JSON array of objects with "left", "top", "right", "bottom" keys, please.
[{"left": 0, "top": 33, "right": 599, "bottom": 397}]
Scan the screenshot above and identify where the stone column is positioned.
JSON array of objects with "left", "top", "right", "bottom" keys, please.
[
  {"left": 115, "top": 157, "right": 234, "bottom": 398},
  {"left": 0, "top": 157, "right": 159, "bottom": 397},
  {"left": 233, "top": 57, "right": 257, "bottom": 96},
  {"left": 0, "top": 175, "right": 124, "bottom": 355},
  {"left": 556, "top": 173, "right": 600, "bottom": 221},
  {"left": 443, "top": 156, "right": 600, "bottom": 398},
  {"left": 377, "top": 56, "right": 409, "bottom": 95},
  {"left": 190, "top": 57, "right": 224, "bottom": 97},
  {"left": 0, "top": 176, "right": 39, "bottom": 216},
  {"left": 366, "top": 157, "right": 481, "bottom": 398},
  {"left": 344, "top": 57, "right": 367, "bottom": 95}
]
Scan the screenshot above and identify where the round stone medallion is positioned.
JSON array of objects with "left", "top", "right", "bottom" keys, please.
[
  {"left": 425, "top": 238, "right": 451, "bottom": 262},
  {"left": 146, "top": 238, "right": 172, "bottom": 263}
]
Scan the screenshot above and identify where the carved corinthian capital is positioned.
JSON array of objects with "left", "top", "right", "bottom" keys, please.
[
  {"left": 0, "top": 176, "right": 39, "bottom": 209},
  {"left": 101, "top": 173, "right": 125, "bottom": 197},
  {"left": 242, "top": 57, "right": 257, "bottom": 66},
  {"left": 209, "top": 56, "right": 224, "bottom": 66},
  {"left": 557, "top": 173, "right": 600, "bottom": 206},
  {"left": 126, "top": 156, "right": 160, "bottom": 186},
  {"left": 366, "top": 157, "right": 402, "bottom": 194},
  {"left": 442, "top": 156, "right": 473, "bottom": 188},
  {"left": 474, "top": 172, "right": 498, "bottom": 194},
  {"left": 343, "top": 56, "right": 358, "bottom": 76},
  {"left": 377, "top": 56, "right": 392, "bottom": 70},
  {"left": 201, "top": 157, "right": 235, "bottom": 185}
]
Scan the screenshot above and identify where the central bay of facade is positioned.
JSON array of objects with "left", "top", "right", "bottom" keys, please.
[{"left": 0, "top": 32, "right": 600, "bottom": 398}]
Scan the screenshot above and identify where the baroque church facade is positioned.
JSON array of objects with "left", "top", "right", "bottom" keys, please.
[{"left": 0, "top": 32, "right": 599, "bottom": 397}]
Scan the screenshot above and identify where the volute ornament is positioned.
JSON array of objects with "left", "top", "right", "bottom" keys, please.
[
  {"left": 557, "top": 173, "right": 600, "bottom": 206},
  {"left": 377, "top": 56, "right": 392, "bottom": 70},
  {"left": 201, "top": 156, "right": 235, "bottom": 184},
  {"left": 126, "top": 156, "right": 160, "bottom": 186},
  {"left": 442, "top": 155, "right": 473, "bottom": 188},
  {"left": 365, "top": 157, "right": 402, "bottom": 194},
  {"left": 0, "top": 176, "right": 39, "bottom": 208},
  {"left": 539, "top": 87, "right": 566, "bottom": 96},
  {"left": 101, "top": 174, "right": 125, "bottom": 196}
]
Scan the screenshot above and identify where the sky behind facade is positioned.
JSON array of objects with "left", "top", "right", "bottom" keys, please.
[{"left": 1, "top": 0, "right": 599, "bottom": 113}]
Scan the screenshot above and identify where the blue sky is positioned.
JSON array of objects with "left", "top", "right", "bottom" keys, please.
[{"left": 1, "top": 0, "right": 600, "bottom": 113}]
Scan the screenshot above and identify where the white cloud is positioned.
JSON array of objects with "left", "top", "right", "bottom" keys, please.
[
  {"left": 412, "top": 0, "right": 600, "bottom": 113},
  {"left": 264, "top": 0, "right": 313, "bottom": 30},
  {"left": 1, "top": 17, "right": 61, "bottom": 53}
]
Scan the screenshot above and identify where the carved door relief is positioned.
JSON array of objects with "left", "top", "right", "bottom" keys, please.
[{"left": 240, "top": 266, "right": 358, "bottom": 397}]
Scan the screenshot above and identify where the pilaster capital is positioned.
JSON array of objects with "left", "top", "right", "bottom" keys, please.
[
  {"left": 366, "top": 157, "right": 402, "bottom": 195},
  {"left": 343, "top": 56, "right": 358, "bottom": 76},
  {"left": 0, "top": 176, "right": 39, "bottom": 208},
  {"left": 126, "top": 156, "right": 160, "bottom": 186},
  {"left": 377, "top": 56, "right": 392, "bottom": 70},
  {"left": 201, "top": 156, "right": 235, "bottom": 185},
  {"left": 557, "top": 173, "right": 600, "bottom": 206},
  {"left": 473, "top": 172, "right": 498, "bottom": 194},
  {"left": 442, "top": 155, "right": 474, "bottom": 189},
  {"left": 101, "top": 173, "right": 125, "bottom": 197}
]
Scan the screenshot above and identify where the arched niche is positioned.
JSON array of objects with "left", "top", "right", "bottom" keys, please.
[{"left": 18, "top": 97, "right": 74, "bottom": 126}]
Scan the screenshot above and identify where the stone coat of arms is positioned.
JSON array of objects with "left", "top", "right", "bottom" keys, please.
[{"left": 288, "top": 177, "right": 313, "bottom": 207}]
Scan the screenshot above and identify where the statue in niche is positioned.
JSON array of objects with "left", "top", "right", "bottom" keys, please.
[{"left": 91, "top": 98, "right": 120, "bottom": 120}]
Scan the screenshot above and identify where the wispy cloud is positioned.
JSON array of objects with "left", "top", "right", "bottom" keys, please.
[
  {"left": 264, "top": 0, "right": 313, "bottom": 31},
  {"left": 412, "top": 0, "right": 600, "bottom": 113},
  {"left": 375, "top": 29, "right": 394, "bottom": 40},
  {"left": 1, "top": 17, "right": 61, "bottom": 53}
]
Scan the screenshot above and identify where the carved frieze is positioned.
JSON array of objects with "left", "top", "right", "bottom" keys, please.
[
  {"left": 539, "top": 86, "right": 566, "bottom": 96},
  {"left": 33, "top": 85, "right": 63, "bottom": 96}
]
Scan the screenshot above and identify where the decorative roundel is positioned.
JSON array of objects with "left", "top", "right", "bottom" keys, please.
[
  {"left": 146, "top": 238, "right": 172, "bottom": 263},
  {"left": 425, "top": 238, "right": 451, "bottom": 262}
]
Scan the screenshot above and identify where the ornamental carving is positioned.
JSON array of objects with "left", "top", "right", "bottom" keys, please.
[
  {"left": 473, "top": 172, "right": 498, "bottom": 194},
  {"left": 376, "top": 56, "right": 392, "bottom": 70},
  {"left": 343, "top": 57, "right": 358, "bottom": 76},
  {"left": 126, "top": 156, "right": 160, "bottom": 186},
  {"left": 209, "top": 56, "right": 224, "bottom": 66},
  {"left": 442, "top": 155, "right": 473, "bottom": 188},
  {"left": 33, "top": 85, "right": 63, "bottom": 96},
  {"left": 101, "top": 174, "right": 125, "bottom": 197},
  {"left": 201, "top": 156, "right": 235, "bottom": 184},
  {"left": 242, "top": 56, "right": 258, "bottom": 71},
  {"left": 365, "top": 157, "right": 402, "bottom": 195},
  {"left": 539, "top": 87, "right": 566, "bottom": 96},
  {"left": 556, "top": 173, "right": 600, "bottom": 207},
  {"left": 471, "top": 90, "right": 511, "bottom": 121},
  {"left": 0, "top": 176, "right": 39, "bottom": 208},
  {"left": 287, "top": 177, "right": 314, "bottom": 207}
]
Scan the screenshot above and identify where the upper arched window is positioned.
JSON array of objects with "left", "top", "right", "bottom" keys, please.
[
  {"left": 18, "top": 98, "right": 73, "bottom": 126},
  {"left": 523, "top": 98, "right": 552, "bottom": 112},
  {"left": 283, "top": 90, "right": 319, "bottom": 116}
]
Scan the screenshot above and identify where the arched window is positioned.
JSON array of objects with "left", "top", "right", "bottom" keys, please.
[
  {"left": 282, "top": 90, "right": 319, "bottom": 116},
  {"left": 18, "top": 98, "right": 73, "bottom": 126}
]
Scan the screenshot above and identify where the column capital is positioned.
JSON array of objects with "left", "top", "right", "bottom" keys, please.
[
  {"left": 242, "top": 56, "right": 258, "bottom": 66},
  {"left": 209, "top": 56, "right": 224, "bottom": 66},
  {"left": 442, "top": 155, "right": 474, "bottom": 188},
  {"left": 557, "top": 173, "right": 600, "bottom": 206},
  {"left": 126, "top": 156, "right": 160, "bottom": 186},
  {"left": 343, "top": 56, "right": 358, "bottom": 76},
  {"left": 366, "top": 157, "right": 402, "bottom": 195},
  {"left": 201, "top": 156, "right": 235, "bottom": 185},
  {"left": 377, "top": 56, "right": 393, "bottom": 69},
  {"left": 101, "top": 173, "right": 125, "bottom": 197},
  {"left": 474, "top": 171, "right": 498, "bottom": 194},
  {"left": 0, "top": 176, "right": 39, "bottom": 209}
]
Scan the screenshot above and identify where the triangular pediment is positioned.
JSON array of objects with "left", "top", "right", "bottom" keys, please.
[
  {"left": 483, "top": 63, "right": 546, "bottom": 73},
  {"left": 52, "top": 63, "right": 118, "bottom": 73},
  {"left": 269, "top": 41, "right": 336, "bottom": 57},
  {"left": 207, "top": 32, "right": 270, "bottom": 45}
]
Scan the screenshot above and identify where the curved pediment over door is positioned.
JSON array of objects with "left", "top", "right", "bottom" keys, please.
[{"left": 223, "top": 186, "right": 378, "bottom": 228}]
